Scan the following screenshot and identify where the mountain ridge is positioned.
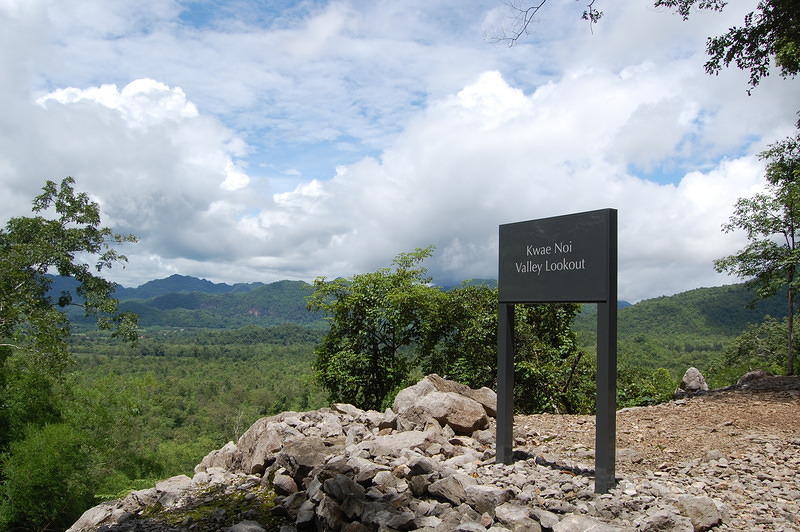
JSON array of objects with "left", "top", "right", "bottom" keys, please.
[
  {"left": 50, "top": 273, "right": 785, "bottom": 338},
  {"left": 114, "top": 273, "right": 265, "bottom": 300}
]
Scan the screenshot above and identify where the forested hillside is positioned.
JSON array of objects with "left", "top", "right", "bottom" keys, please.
[
  {"left": 574, "top": 283, "right": 788, "bottom": 386},
  {"left": 60, "top": 278, "right": 327, "bottom": 329}
]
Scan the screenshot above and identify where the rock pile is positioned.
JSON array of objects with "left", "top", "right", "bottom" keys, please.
[{"left": 70, "top": 374, "right": 738, "bottom": 532}]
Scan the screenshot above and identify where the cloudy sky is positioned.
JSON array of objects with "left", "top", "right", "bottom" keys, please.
[{"left": 1, "top": 0, "right": 798, "bottom": 302}]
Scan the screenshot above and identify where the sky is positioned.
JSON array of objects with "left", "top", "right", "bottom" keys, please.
[{"left": 1, "top": 0, "right": 798, "bottom": 302}]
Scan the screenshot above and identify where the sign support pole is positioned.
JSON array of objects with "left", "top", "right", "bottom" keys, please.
[
  {"left": 496, "top": 303, "right": 515, "bottom": 464},
  {"left": 594, "top": 209, "right": 617, "bottom": 493}
]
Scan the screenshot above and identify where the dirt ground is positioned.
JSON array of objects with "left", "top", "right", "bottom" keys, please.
[{"left": 511, "top": 377, "right": 800, "bottom": 476}]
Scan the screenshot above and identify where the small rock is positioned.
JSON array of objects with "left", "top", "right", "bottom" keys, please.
[
  {"left": 554, "top": 514, "right": 625, "bottom": 532},
  {"left": 639, "top": 509, "right": 694, "bottom": 532},
  {"left": 227, "top": 521, "right": 266, "bottom": 532},
  {"left": 676, "top": 495, "right": 723, "bottom": 531}
]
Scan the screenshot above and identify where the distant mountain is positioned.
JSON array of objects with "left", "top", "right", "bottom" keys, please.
[
  {"left": 114, "top": 274, "right": 264, "bottom": 300},
  {"left": 51, "top": 272, "right": 783, "bottom": 339},
  {"left": 117, "top": 280, "right": 323, "bottom": 328},
  {"left": 45, "top": 274, "right": 320, "bottom": 329}
]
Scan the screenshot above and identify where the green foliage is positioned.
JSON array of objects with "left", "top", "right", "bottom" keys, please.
[
  {"left": 715, "top": 133, "right": 800, "bottom": 374},
  {"left": 512, "top": 303, "right": 594, "bottom": 414},
  {"left": 0, "top": 177, "right": 138, "bottom": 478},
  {"left": 423, "top": 283, "right": 498, "bottom": 389},
  {"left": 0, "top": 178, "right": 137, "bottom": 367},
  {"left": 1, "top": 353, "right": 62, "bottom": 445},
  {"left": 425, "top": 284, "right": 597, "bottom": 414},
  {"left": 68, "top": 339, "right": 326, "bottom": 477},
  {"left": 617, "top": 366, "right": 675, "bottom": 408},
  {"left": 655, "top": 0, "right": 800, "bottom": 92},
  {"left": 308, "top": 247, "right": 438, "bottom": 410},
  {"left": 0, "top": 178, "right": 153, "bottom": 530},
  {"left": 427, "top": 283, "right": 596, "bottom": 414},
  {"left": 575, "top": 284, "right": 788, "bottom": 340},
  {"left": 705, "top": 315, "right": 791, "bottom": 384},
  {"left": 311, "top": 249, "right": 594, "bottom": 414},
  {"left": 574, "top": 282, "right": 792, "bottom": 383},
  {"left": 0, "top": 423, "right": 95, "bottom": 531}
]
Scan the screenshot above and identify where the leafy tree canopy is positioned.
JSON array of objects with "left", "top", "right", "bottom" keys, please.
[
  {"left": 655, "top": 0, "right": 800, "bottom": 92},
  {"left": 0, "top": 177, "right": 138, "bottom": 375},
  {"left": 715, "top": 133, "right": 800, "bottom": 374},
  {"left": 307, "top": 247, "right": 438, "bottom": 410}
]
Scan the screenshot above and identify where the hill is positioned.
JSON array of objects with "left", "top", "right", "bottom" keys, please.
[
  {"left": 54, "top": 272, "right": 782, "bottom": 340},
  {"left": 117, "top": 280, "right": 324, "bottom": 328},
  {"left": 45, "top": 273, "right": 263, "bottom": 303},
  {"left": 575, "top": 283, "right": 786, "bottom": 339},
  {"left": 48, "top": 274, "right": 325, "bottom": 329}
]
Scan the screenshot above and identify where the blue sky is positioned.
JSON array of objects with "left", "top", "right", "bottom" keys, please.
[{"left": 0, "top": 0, "right": 798, "bottom": 301}]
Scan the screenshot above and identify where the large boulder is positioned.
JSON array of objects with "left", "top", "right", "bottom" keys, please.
[
  {"left": 195, "top": 440, "right": 240, "bottom": 473},
  {"left": 393, "top": 374, "right": 497, "bottom": 418},
  {"left": 415, "top": 391, "right": 489, "bottom": 435},
  {"left": 356, "top": 429, "right": 443, "bottom": 457},
  {"left": 675, "top": 367, "right": 709, "bottom": 397},
  {"left": 274, "top": 435, "right": 344, "bottom": 482},
  {"left": 392, "top": 374, "right": 496, "bottom": 435},
  {"left": 736, "top": 369, "right": 771, "bottom": 386}
]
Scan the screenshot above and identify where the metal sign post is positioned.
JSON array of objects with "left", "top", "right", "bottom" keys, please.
[{"left": 496, "top": 209, "right": 617, "bottom": 493}]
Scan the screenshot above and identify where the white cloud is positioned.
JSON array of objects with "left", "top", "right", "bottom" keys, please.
[
  {"left": 0, "top": 0, "right": 798, "bottom": 301},
  {"left": 37, "top": 79, "right": 199, "bottom": 128},
  {"left": 0, "top": 75, "right": 259, "bottom": 283},
  {"left": 228, "top": 69, "right": 771, "bottom": 301},
  {"left": 221, "top": 161, "right": 250, "bottom": 191}
]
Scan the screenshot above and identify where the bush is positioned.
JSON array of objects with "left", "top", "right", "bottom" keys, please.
[
  {"left": 617, "top": 366, "right": 675, "bottom": 407},
  {"left": 0, "top": 423, "right": 96, "bottom": 531}
]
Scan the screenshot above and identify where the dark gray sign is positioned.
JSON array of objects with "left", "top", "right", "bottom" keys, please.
[
  {"left": 499, "top": 210, "right": 612, "bottom": 303},
  {"left": 496, "top": 208, "right": 617, "bottom": 494}
]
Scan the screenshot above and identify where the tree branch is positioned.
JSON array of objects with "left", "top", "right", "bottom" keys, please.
[{"left": 493, "top": 1, "right": 603, "bottom": 46}]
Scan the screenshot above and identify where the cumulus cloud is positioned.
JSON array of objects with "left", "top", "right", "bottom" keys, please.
[
  {"left": 37, "top": 79, "right": 199, "bottom": 128},
  {"left": 237, "top": 70, "right": 767, "bottom": 301},
  {"left": 0, "top": 75, "right": 259, "bottom": 282}
]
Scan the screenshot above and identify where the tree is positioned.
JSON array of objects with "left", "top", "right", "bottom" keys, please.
[
  {"left": 511, "top": 302, "right": 593, "bottom": 414},
  {"left": 307, "top": 247, "right": 439, "bottom": 410},
  {"left": 423, "top": 282, "right": 592, "bottom": 412},
  {"left": 655, "top": 0, "right": 800, "bottom": 94},
  {"left": 0, "top": 177, "right": 137, "bottom": 449},
  {"left": 714, "top": 133, "right": 800, "bottom": 375},
  {"left": 725, "top": 315, "right": 791, "bottom": 373},
  {"left": 422, "top": 283, "right": 498, "bottom": 389}
]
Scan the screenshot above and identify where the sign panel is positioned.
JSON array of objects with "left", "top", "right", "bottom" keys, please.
[{"left": 499, "top": 209, "right": 612, "bottom": 303}]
